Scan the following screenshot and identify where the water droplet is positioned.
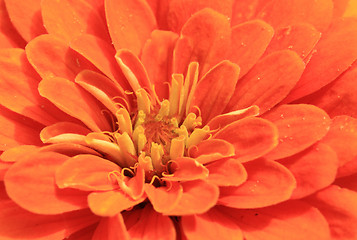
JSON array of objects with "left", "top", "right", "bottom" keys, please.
[
  {"left": 279, "top": 139, "right": 284, "bottom": 143},
  {"left": 302, "top": 117, "right": 306, "bottom": 121},
  {"left": 287, "top": 124, "right": 291, "bottom": 128},
  {"left": 287, "top": 45, "right": 293, "bottom": 49},
  {"left": 280, "top": 114, "right": 285, "bottom": 119},
  {"left": 289, "top": 136, "right": 293, "bottom": 140},
  {"left": 241, "top": 42, "right": 247, "bottom": 47},
  {"left": 257, "top": 77, "right": 261, "bottom": 80}
]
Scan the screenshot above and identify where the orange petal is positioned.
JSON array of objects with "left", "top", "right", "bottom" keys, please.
[
  {"left": 182, "top": 207, "right": 243, "bottom": 240},
  {"left": 207, "top": 105, "right": 260, "bottom": 130},
  {"left": 219, "top": 159, "right": 296, "bottom": 208},
  {"left": 163, "top": 180, "right": 219, "bottom": 215},
  {"left": 56, "top": 154, "right": 119, "bottom": 191},
  {"left": 40, "top": 143, "right": 102, "bottom": 157},
  {"left": 26, "top": 34, "right": 97, "bottom": 81},
  {"left": 190, "top": 60, "right": 240, "bottom": 123},
  {"left": 0, "top": 0, "right": 26, "bottom": 48},
  {"left": 226, "top": 50, "right": 305, "bottom": 114},
  {"left": 229, "top": 20, "right": 274, "bottom": 77},
  {"left": 70, "top": 34, "right": 131, "bottom": 91},
  {"left": 141, "top": 30, "right": 178, "bottom": 100},
  {"left": 105, "top": 0, "right": 157, "bottom": 55},
  {"left": 146, "top": 0, "right": 171, "bottom": 29},
  {"left": 0, "top": 145, "right": 39, "bottom": 162},
  {"left": 173, "top": 8, "right": 231, "bottom": 77},
  {"left": 3, "top": 0, "right": 46, "bottom": 41},
  {"left": 231, "top": 0, "right": 273, "bottom": 26},
  {"left": 214, "top": 117, "right": 278, "bottom": 162},
  {"left": 145, "top": 182, "right": 183, "bottom": 213},
  {"left": 257, "top": 0, "right": 333, "bottom": 32},
  {"left": 167, "top": 0, "right": 233, "bottom": 33},
  {"left": 115, "top": 49, "right": 153, "bottom": 95},
  {"left": 40, "top": 122, "right": 90, "bottom": 143},
  {"left": 88, "top": 190, "right": 146, "bottom": 217},
  {"left": 320, "top": 116, "right": 357, "bottom": 178},
  {"left": 75, "top": 70, "right": 128, "bottom": 115},
  {"left": 92, "top": 214, "right": 129, "bottom": 240},
  {"left": 0, "top": 48, "right": 73, "bottom": 125},
  {"left": 306, "top": 185, "right": 357, "bottom": 240},
  {"left": 163, "top": 157, "right": 209, "bottom": 181},
  {"left": 0, "top": 106, "right": 43, "bottom": 151},
  {"left": 332, "top": 0, "right": 350, "bottom": 18},
  {"left": 218, "top": 200, "right": 330, "bottom": 240},
  {"left": 38, "top": 77, "right": 111, "bottom": 132},
  {"left": 264, "top": 24, "right": 321, "bottom": 60},
  {"left": 41, "top": 0, "right": 110, "bottom": 43},
  {"left": 4, "top": 152, "right": 88, "bottom": 214},
  {"left": 284, "top": 18, "right": 357, "bottom": 102},
  {"left": 206, "top": 157, "right": 247, "bottom": 187},
  {"left": 308, "top": 63, "right": 357, "bottom": 118},
  {"left": 0, "top": 188, "right": 99, "bottom": 240},
  {"left": 263, "top": 104, "right": 331, "bottom": 160},
  {"left": 125, "top": 205, "right": 176, "bottom": 240},
  {"left": 188, "top": 139, "right": 235, "bottom": 165},
  {"left": 278, "top": 143, "right": 338, "bottom": 199}
]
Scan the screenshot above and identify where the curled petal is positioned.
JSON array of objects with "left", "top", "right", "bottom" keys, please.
[{"left": 163, "top": 157, "right": 209, "bottom": 181}]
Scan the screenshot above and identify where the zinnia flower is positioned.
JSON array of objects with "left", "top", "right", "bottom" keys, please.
[{"left": 1, "top": 0, "right": 357, "bottom": 239}]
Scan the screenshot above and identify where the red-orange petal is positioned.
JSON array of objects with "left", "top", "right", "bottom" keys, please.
[
  {"left": 40, "top": 143, "right": 102, "bottom": 157},
  {"left": 284, "top": 18, "right": 357, "bottom": 102},
  {"left": 40, "top": 122, "right": 90, "bottom": 143},
  {"left": 264, "top": 23, "right": 321, "bottom": 60},
  {"left": 226, "top": 50, "right": 305, "bottom": 114},
  {"left": 188, "top": 139, "right": 235, "bottom": 165},
  {"left": 229, "top": 20, "right": 274, "bottom": 77},
  {"left": 278, "top": 143, "right": 338, "bottom": 199},
  {"left": 219, "top": 159, "right": 296, "bottom": 208},
  {"left": 207, "top": 105, "right": 260, "bottom": 130},
  {"left": 206, "top": 157, "right": 247, "bottom": 187},
  {"left": 145, "top": 182, "right": 183, "bottom": 213},
  {"left": 0, "top": 161, "right": 11, "bottom": 180},
  {"left": 231, "top": 0, "right": 273, "bottom": 26},
  {"left": 0, "top": 106, "right": 43, "bottom": 151},
  {"left": 0, "top": 189, "right": 99, "bottom": 240},
  {"left": 41, "top": 0, "right": 110, "bottom": 43},
  {"left": 163, "top": 180, "right": 219, "bottom": 215},
  {"left": 0, "top": 0, "right": 26, "bottom": 48},
  {"left": 4, "top": 152, "right": 88, "bottom": 214},
  {"left": 56, "top": 154, "right": 119, "bottom": 191},
  {"left": 88, "top": 190, "right": 146, "bottom": 217},
  {"left": 26, "top": 34, "right": 97, "bottom": 81},
  {"left": 0, "top": 48, "right": 73, "bottom": 125},
  {"left": 214, "top": 117, "right": 278, "bottom": 162},
  {"left": 38, "top": 77, "right": 111, "bottom": 132},
  {"left": 141, "top": 30, "right": 178, "bottom": 100},
  {"left": 218, "top": 200, "right": 330, "bottom": 240},
  {"left": 115, "top": 49, "right": 153, "bottom": 95},
  {"left": 173, "top": 8, "right": 231, "bottom": 77},
  {"left": 182, "top": 207, "right": 243, "bottom": 240},
  {"left": 263, "top": 104, "right": 331, "bottom": 160},
  {"left": 92, "top": 214, "right": 129, "bottom": 240},
  {"left": 146, "top": 0, "right": 171, "bottom": 29},
  {"left": 167, "top": 0, "right": 233, "bottom": 33},
  {"left": 190, "top": 60, "right": 240, "bottom": 122},
  {"left": 105, "top": 0, "right": 157, "bottom": 55},
  {"left": 0, "top": 145, "right": 39, "bottom": 162},
  {"left": 3, "top": 0, "right": 46, "bottom": 41},
  {"left": 257, "top": 0, "right": 333, "bottom": 32},
  {"left": 126, "top": 205, "right": 176, "bottom": 240},
  {"left": 308, "top": 63, "right": 357, "bottom": 118},
  {"left": 70, "top": 34, "right": 131, "bottom": 91},
  {"left": 320, "top": 115, "right": 357, "bottom": 177},
  {"left": 306, "top": 185, "right": 357, "bottom": 240},
  {"left": 75, "top": 70, "right": 128, "bottom": 115}
]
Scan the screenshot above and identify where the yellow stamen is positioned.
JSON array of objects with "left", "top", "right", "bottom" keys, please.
[
  {"left": 170, "top": 135, "right": 185, "bottom": 159},
  {"left": 186, "top": 126, "right": 210, "bottom": 148},
  {"left": 182, "top": 112, "right": 202, "bottom": 131},
  {"left": 114, "top": 132, "right": 137, "bottom": 167},
  {"left": 116, "top": 108, "right": 132, "bottom": 136},
  {"left": 185, "top": 62, "right": 199, "bottom": 115},
  {"left": 134, "top": 110, "right": 146, "bottom": 128},
  {"left": 138, "top": 153, "right": 153, "bottom": 172},
  {"left": 169, "top": 74, "right": 184, "bottom": 116},
  {"left": 136, "top": 89, "right": 151, "bottom": 114},
  {"left": 158, "top": 99, "right": 170, "bottom": 118},
  {"left": 150, "top": 143, "right": 164, "bottom": 171}
]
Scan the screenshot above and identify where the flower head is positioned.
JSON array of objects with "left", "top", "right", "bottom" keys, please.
[{"left": 1, "top": 0, "right": 357, "bottom": 239}]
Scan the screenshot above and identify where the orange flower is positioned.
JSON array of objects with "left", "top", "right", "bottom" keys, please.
[{"left": 0, "top": 0, "right": 357, "bottom": 239}]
